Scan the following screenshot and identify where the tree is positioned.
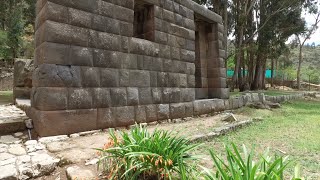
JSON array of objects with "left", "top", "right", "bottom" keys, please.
[{"left": 295, "top": 11, "right": 320, "bottom": 89}]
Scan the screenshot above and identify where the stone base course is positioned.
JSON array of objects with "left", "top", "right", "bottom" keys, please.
[{"left": 29, "top": 92, "right": 314, "bottom": 137}]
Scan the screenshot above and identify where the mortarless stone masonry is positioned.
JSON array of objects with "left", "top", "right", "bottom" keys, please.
[{"left": 31, "top": 0, "right": 229, "bottom": 136}]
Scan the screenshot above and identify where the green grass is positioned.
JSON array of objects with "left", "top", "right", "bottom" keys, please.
[
  {"left": 0, "top": 91, "right": 13, "bottom": 105},
  {"left": 196, "top": 99, "right": 320, "bottom": 179},
  {"left": 230, "top": 90, "right": 296, "bottom": 97}
]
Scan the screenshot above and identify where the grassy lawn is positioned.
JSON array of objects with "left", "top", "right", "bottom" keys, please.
[
  {"left": 196, "top": 99, "right": 320, "bottom": 179},
  {"left": 0, "top": 91, "right": 13, "bottom": 105},
  {"left": 230, "top": 89, "right": 297, "bottom": 97}
]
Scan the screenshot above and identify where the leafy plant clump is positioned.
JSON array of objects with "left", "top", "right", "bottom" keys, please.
[
  {"left": 201, "top": 143, "right": 301, "bottom": 180},
  {"left": 97, "top": 125, "right": 199, "bottom": 180}
]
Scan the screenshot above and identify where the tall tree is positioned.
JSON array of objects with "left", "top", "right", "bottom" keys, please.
[{"left": 295, "top": 12, "right": 320, "bottom": 89}]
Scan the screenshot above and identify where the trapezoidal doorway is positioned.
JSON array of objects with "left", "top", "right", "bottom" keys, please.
[{"left": 195, "top": 14, "right": 227, "bottom": 99}]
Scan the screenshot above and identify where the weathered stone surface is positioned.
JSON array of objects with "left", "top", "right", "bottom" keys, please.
[
  {"left": 193, "top": 100, "right": 213, "bottom": 115},
  {"left": 0, "top": 164, "right": 18, "bottom": 180},
  {"left": 8, "top": 144, "right": 27, "bottom": 156},
  {"left": 157, "top": 104, "right": 170, "bottom": 120},
  {"left": 38, "top": 135, "right": 69, "bottom": 144},
  {"left": 0, "top": 135, "right": 20, "bottom": 144},
  {"left": 222, "top": 113, "right": 237, "bottom": 122},
  {"left": 170, "top": 103, "right": 186, "bottom": 119},
  {"left": 31, "top": 153, "right": 60, "bottom": 177},
  {"left": 14, "top": 58, "right": 34, "bottom": 99},
  {"left": 66, "top": 166, "right": 96, "bottom": 180},
  {"left": 32, "top": 0, "right": 230, "bottom": 137}
]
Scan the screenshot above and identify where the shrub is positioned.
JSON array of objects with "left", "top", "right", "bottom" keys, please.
[
  {"left": 97, "top": 125, "right": 199, "bottom": 180},
  {"left": 201, "top": 143, "right": 296, "bottom": 180}
]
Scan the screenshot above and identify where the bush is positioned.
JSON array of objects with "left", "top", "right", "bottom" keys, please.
[
  {"left": 97, "top": 125, "right": 199, "bottom": 180},
  {"left": 201, "top": 143, "right": 297, "bottom": 180}
]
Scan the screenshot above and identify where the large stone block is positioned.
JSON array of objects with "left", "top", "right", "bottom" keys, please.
[
  {"left": 180, "top": 49, "right": 195, "bottom": 62},
  {"left": 68, "top": 8, "right": 92, "bottom": 29},
  {"left": 135, "top": 106, "right": 147, "bottom": 123},
  {"left": 127, "top": 87, "right": 139, "bottom": 106},
  {"left": 129, "top": 70, "right": 150, "bottom": 87},
  {"left": 129, "top": 38, "right": 160, "bottom": 56},
  {"left": 14, "top": 58, "right": 34, "bottom": 88},
  {"left": 139, "top": 88, "right": 153, "bottom": 105},
  {"left": 112, "top": 106, "right": 135, "bottom": 127},
  {"left": 113, "top": 5, "right": 134, "bottom": 23},
  {"left": 193, "top": 99, "right": 213, "bottom": 115},
  {"left": 70, "top": 46, "right": 93, "bottom": 66},
  {"left": 97, "top": 108, "right": 114, "bottom": 129},
  {"left": 93, "top": 49, "right": 122, "bottom": 68},
  {"left": 68, "top": 88, "right": 93, "bottom": 109},
  {"left": 146, "top": 105, "right": 158, "bottom": 122},
  {"left": 35, "top": 42, "right": 70, "bottom": 65},
  {"left": 33, "top": 64, "right": 82, "bottom": 87},
  {"left": 212, "top": 99, "right": 225, "bottom": 112},
  {"left": 81, "top": 67, "right": 100, "bottom": 87},
  {"left": 36, "top": 2, "right": 69, "bottom": 30},
  {"left": 32, "top": 87, "right": 68, "bottom": 111},
  {"left": 170, "top": 103, "right": 186, "bottom": 119},
  {"left": 157, "top": 104, "right": 170, "bottom": 120},
  {"left": 33, "top": 109, "right": 98, "bottom": 137},
  {"left": 92, "top": 15, "right": 120, "bottom": 34},
  {"left": 97, "top": 32, "right": 121, "bottom": 51},
  {"left": 152, "top": 88, "right": 162, "bottom": 104},
  {"left": 39, "top": 21, "right": 89, "bottom": 47},
  {"left": 181, "top": 88, "right": 195, "bottom": 102},
  {"left": 110, "top": 88, "right": 127, "bottom": 107},
  {"left": 185, "top": 102, "right": 194, "bottom": 117},
  {"left": 92, "top": 88, "right": 111, "bottom": 108},
  {"left": 100, "top": 68, "right": 119, "bottom": 87}
]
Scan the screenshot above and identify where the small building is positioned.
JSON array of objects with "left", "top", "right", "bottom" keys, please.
[{"left": 31, "top": 0, "right": 228, "bottom": 136}]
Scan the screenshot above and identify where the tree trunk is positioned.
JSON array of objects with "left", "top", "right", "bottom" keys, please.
[
  {"left": 271, "top": 58, "right": 274, "bottom": 87},
  {"left": 297, "top": 45, "right": 303, "bottom": 90}
]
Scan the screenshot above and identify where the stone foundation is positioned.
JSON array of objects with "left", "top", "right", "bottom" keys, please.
[{"left": 32, "top": 0, "right": 228, "bottom": 136}]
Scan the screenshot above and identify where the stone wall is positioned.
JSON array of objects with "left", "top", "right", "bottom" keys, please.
[
  {"left": 13, "top": 59, "right": 34, "bottom": 100},
  {"left": 31, "top": 0, "right": 228, "bottom": 136}
]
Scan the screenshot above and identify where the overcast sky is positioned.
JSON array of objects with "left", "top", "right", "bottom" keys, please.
[{"left": 304, "top": 13, "right": 320, "bottom": 45}]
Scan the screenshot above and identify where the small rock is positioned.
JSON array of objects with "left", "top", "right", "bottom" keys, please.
[
  {"left": 38, "top": 135, "right": 69, "bottom": 144},
  {"left": 14, "top": 132, "right": 24, "bottom": 137},
  {"left": 0, "top": 164, "right": 18, "bottom": 180},
  {"left": 0, "top": 157, "right": 16, "bottom": 166},
  {"left": 85, "top": 158, "right": 99, "bottom": 166},
  {"left": 0, "top": 144, "right": 8, "bottom": 148},
  {"left": 0, "top": 135, "right": 20, "bottom": 144},
  {"left": 31, "top": 153, "right": 60, "bottom": 177},
  {"left": 0, "top": 152, "right": 16, "bottom": 161},
  {"left": 46, "top": 141, "right": 75, "bottom": 153},
  {"left": 266, "top": 102, "right": 281, "bottom": 109},
  {"left": 8, "top": 144, "right": 27, "bottom": 155},
  {"left": 69, "top": 133, "right": 80, "bottom": 138},
  {"left": 25, "top": 140, "right": 37, "bottom": 146},
  {"left": 66, "top": 166, "right": 96, "bottom": 180},
  {"left": 222, "top": 114, "right": 237, "bottom": 122}
]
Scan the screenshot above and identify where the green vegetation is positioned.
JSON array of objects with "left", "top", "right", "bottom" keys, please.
[
  {"left": 97, "top": 126, "right": 199, "bottom": 180},
  {"left": 0, "top": 91, "right": 13, "bottom": 105},
  {"left": 202, "top": 143, "right": 296, "bottom": 180},
  {"left": 197, "top": 100, "right": 320, "bottom": 179}
]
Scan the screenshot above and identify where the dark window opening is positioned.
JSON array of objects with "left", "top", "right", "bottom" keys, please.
[{"left": 133, "top": 1, "right": 155, "bottom": 41}]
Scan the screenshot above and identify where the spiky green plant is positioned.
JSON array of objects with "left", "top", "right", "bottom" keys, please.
[
  {"left": 97, "top": 125, "right": 200, "bottom": 180},
  {"left": 201, "top": 143, "right": 296, "bottom": 180}
]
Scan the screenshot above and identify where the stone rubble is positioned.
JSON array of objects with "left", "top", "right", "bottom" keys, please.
[
  {"left": 66, "top": 166, "right": 96, "bottom": 180},
  {"left": 0, "top": 134, "right": 60, "bottom": 180}
]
